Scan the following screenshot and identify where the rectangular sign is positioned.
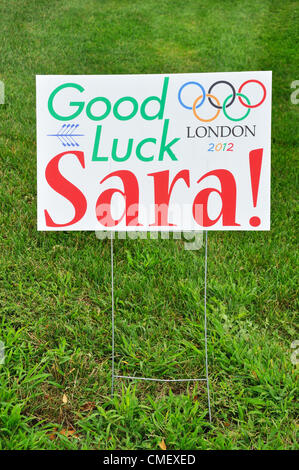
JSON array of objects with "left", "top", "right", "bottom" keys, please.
[{"left": 36, "top": 72, "right": 271, "bottom": 231}]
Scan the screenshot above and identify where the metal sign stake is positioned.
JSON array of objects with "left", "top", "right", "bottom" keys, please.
[{"left": 110, "top": 231, "right": 212, "bottom": 422}]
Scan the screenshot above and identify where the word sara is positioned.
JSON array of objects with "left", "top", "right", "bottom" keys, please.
[
  {"left": 37, "top": 72, "right": 271, "bottom": 231},
  {"left": 44, "top": 148, "right": 263, "bottom": 229}
]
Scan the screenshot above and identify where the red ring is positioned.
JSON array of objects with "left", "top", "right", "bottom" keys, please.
[{"left": 238, "top": 80, "right": 266, "bottom": 108}]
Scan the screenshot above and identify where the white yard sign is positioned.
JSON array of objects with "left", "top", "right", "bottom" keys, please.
[{"left": 36, "top": 72, "right": 271, "bottom": 231}]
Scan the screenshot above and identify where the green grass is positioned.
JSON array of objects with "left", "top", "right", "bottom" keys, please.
[{"left": 0, "top": 0, "right": 298, "bottom": 450}]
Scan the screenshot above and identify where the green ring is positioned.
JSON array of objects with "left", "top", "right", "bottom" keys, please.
[{"left": 223, "top": 93, "right": 251, "bottom": 121}]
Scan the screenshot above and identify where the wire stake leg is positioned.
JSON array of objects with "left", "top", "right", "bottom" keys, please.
[
  {"left": 111, "top": 233, "right": 115, "bottom": 397},
  {"left": 204, "top": 231, "right": 212, "bottom": 422},
  {"left": 110, "top": 230, "right": 212, "bottom": 422}
]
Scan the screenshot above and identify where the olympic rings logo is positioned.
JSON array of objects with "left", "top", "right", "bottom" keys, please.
[{"left": 178, "top": 80, "right": 266, "bottom": 122}]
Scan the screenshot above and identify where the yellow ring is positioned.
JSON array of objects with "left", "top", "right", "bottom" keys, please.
[{"left": 193, "top": 94, "right": 221, "bottom": 122}]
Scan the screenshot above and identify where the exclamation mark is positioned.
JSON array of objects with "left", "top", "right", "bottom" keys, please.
[{"left": 249, "top": 148, "right": 263, "bottom": 227}]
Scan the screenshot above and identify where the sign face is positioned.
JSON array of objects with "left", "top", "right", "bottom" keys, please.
[{"left": 36, "top": 72, "right": 271, "bottom": 231}]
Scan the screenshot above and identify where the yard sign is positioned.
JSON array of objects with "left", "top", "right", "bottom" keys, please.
[{"left": 36, "top": 72, "right": 271, "bottom": 231}]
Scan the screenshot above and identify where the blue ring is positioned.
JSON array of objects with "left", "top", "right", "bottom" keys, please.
[{"left": 178, "top": 81, "right": 206, "bottom": 110}]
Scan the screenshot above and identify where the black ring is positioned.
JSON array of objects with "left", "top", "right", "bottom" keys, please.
[{"left": 208, "top": 81, "right": 236, "bottom": 109}]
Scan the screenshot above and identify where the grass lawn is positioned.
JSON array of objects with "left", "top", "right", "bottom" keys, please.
[{"left": 0, "top": 0, "right": 298, "bottom": 450}]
